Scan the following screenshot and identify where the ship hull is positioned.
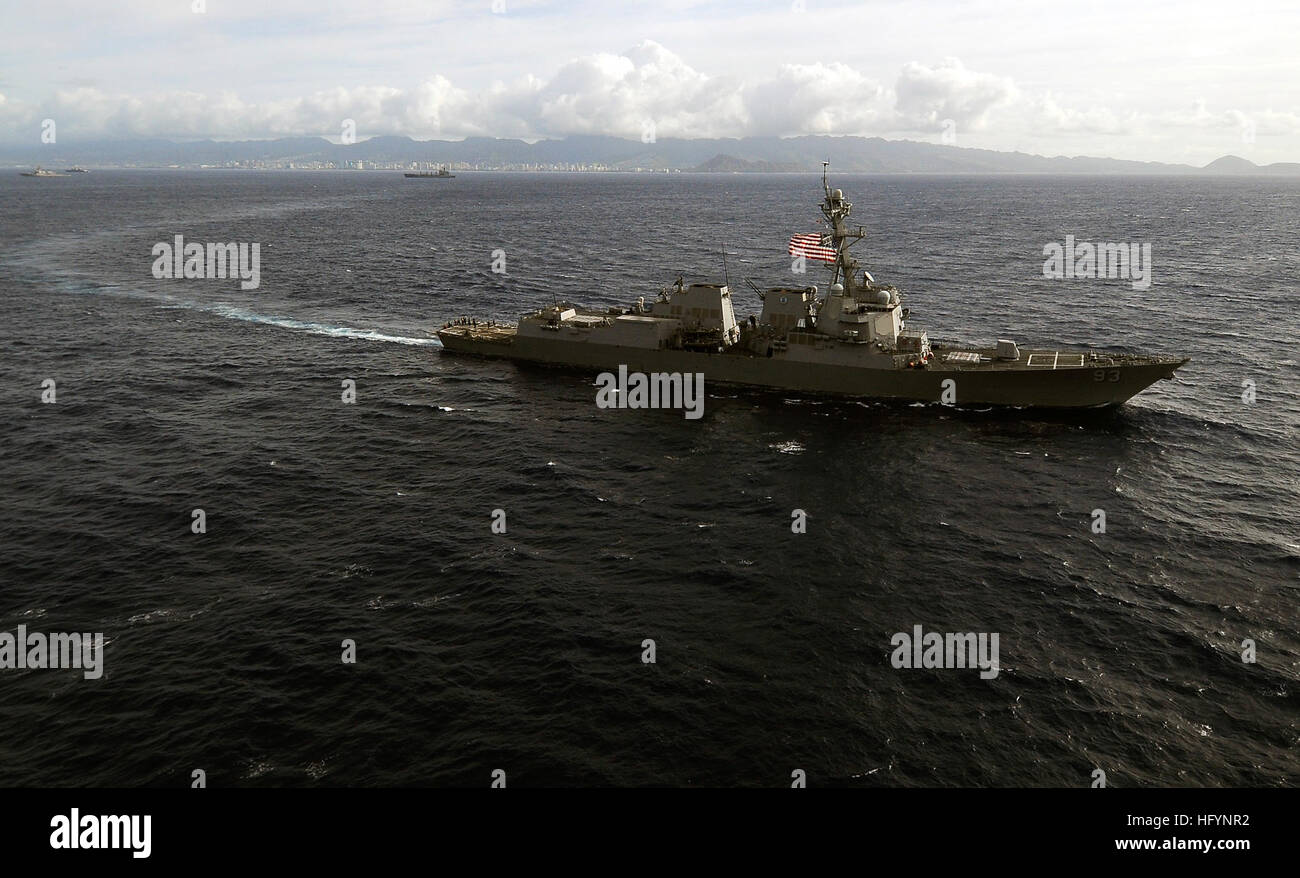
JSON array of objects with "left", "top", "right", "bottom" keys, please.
[{"left": 437, "top": 331, "right": 1184, "bottom": 408}]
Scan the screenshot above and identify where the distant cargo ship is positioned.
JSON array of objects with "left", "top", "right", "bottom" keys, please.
[
  {"left": 64, "top": 166, "right": 89, "bottom": 173},
  {"left": 20, "top": 166, "right": 65, "bottom": 177},
  {"left": 405, "top": 165, "right": 455, "bottom": 178}
]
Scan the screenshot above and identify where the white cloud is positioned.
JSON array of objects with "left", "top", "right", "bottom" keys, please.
[
  {"left": 893, "top": 57, "right": 1016, "bottom": 132},
  {"left": 0, "top": 42, "right": 945, "bottom": 142},
  {"left": 532, "top": 41, "right": 746, "bottom": 138},
  {"left": 0, "top": 35, "right": 1296, "bottom": 167},
  {"left": 746, "top": 63, "right": 890, "bottom": 137},
  {"left": 1028, "top": 93, "right": 1133, "bottom": 135}
]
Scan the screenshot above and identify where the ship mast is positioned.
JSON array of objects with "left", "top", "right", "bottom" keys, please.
[{"left": 819, "top": 162, "right": 866, "bottom": 296}]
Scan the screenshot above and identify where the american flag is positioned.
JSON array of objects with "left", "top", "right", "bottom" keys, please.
[{"left": 788, "top": 233, "right": 837, "bottom": 263}]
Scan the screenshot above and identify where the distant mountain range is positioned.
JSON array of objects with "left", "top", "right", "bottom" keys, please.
[{"left": 3, "top": 133, "right": 1298, "bottom": 175}]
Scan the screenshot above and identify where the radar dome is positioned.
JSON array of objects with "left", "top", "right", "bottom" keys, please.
[{"left": 830, "top": 283, "right": 844, "bottom": 294}]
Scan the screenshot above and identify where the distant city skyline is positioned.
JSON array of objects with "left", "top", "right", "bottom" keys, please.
[{"left": 2, "top": 0, "right": 1298, "bottom": 165}]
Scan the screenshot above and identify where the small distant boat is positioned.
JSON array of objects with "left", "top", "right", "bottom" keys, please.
[
  {"left": 405, "top": 165, "right": 455, "bottom": 178},
  {"left": 64, "top": 166, "right": 89, "bottom": 173},
  {"left": 20, "top": 166, "right": 65, "bottom": 177}
]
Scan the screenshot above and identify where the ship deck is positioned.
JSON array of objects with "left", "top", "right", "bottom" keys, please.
[{"left": 927, "top": 342, "right": 1184, "bottom": 371}]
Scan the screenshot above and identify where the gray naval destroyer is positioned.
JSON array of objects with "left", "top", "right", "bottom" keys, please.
[{"left": 437, "top": 166, "right": 1188, "bottom": 408}]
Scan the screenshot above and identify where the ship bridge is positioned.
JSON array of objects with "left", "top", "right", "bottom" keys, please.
[{"left": 815, "top": 279, "right": 906, "bottom": 349}]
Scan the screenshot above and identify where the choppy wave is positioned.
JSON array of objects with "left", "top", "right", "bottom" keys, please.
[{"left": 1, "top": 170, "right": 1296, "bottom": 788}]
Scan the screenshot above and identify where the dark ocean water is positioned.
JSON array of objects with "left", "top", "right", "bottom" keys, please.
[{"left": 0, "top": 169, "right": 1296, "bottom": 787}]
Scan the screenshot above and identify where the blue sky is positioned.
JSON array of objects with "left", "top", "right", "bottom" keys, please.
[{"left": 1, "top": 0, "right": 1297, "bottom": 164}]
